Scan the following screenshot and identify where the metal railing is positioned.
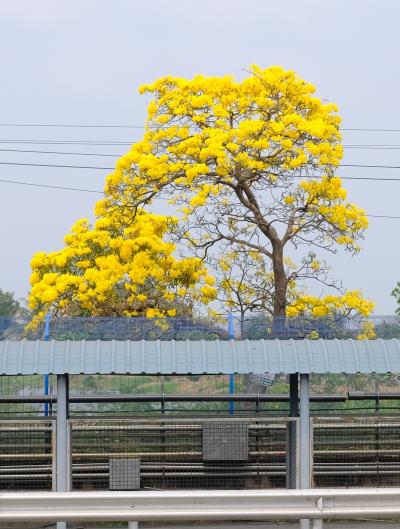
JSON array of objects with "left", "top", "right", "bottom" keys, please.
[
  {"left": 2, "top": 488, "right": 400, "bottom": 527},
  {"left": 312, "top": 416, "right": 400, "bottom": 488},
  {"left": 69, "top": 416, "right": 293, "bottom": 491},
  {"left": 4, "top": 415, "right": 400, "bottom": 492}
]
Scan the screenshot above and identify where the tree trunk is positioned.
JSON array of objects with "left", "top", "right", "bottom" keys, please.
[
  {"left": 272, "top": 243, "right": 288, "bottom": 338},
  {"left": 240, "top": 309, "right": 245, "bottom": 339},
  {"left": 272, "top": 243, "right": 287, "bottom": 317}
]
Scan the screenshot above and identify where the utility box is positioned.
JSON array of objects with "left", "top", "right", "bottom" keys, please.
[
  {"left": 202, "top": 422, "right": 249, "bottom": 461},
  {"left": 109, "top": 458, "right": 140, "bottom": 490}
]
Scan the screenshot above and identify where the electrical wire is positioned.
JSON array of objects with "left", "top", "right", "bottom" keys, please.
[
  {"left": 3, "top": 149, "right": 400, "bottom": 171},
  {"left": 342, "top": 128, "right": 400, "bottom": 132},
  {"left": 0, "top": 139, "right": 133, "bottom": 146},
  {"left": 341, "top": 164, "right": 400, "bottom": 169},
  {"left": 0, "top": 178, "right": 398, "bottom": 219},
  {"left": 0, "top": 161, "right": 114, "bottom": 170},
  {"left": 1, "top": 123, "right": 400, "bottom": 133},
  {"left": 3, "top": 159, "right": 400, "bottom": 181},
  {"left": 344, "top": 145, "right": 400, "bottom": 149},
  {"left": 4, "top": 138, "right": 400, "bottom": 150},
  {"left": 0, "top": 148, "right": 121, "bottom": 157},
  {"left": 0, "top": 123, "right": 145, "bottom": 129},
  {"left": 0, "top": 178, "right": 103, "bottom": 194}
]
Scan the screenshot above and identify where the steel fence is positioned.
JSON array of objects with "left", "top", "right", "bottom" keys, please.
[
  {"left": 5, "top": 372, "right": 400, "bottom": 418},
  {"left": 70, "top": 417, "right": 292, "bottom": 491},
  {"left": 4, "top": 416, "right": 400, "bottom": 494},
  {"left": 0, "top": 419, "right": 54, "bottom": 491},
  {"left": 313, "top": 417, "right": 400, "bottom": 488},
  {"left": 4, "top": 372, "right": 400, "bottom": 418}
]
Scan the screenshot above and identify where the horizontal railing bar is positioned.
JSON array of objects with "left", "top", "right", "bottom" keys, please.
[
  {"left": 3, "top": 488, "right": 400, "bottom": 522},
  {"left": 2, "top": 390, "right": 400, "bottom": 405},
  {"left": 0, "top": 393, "right": 346, "bottom": 403}
]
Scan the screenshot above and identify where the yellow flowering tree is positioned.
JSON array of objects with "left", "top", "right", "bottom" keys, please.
[
  {"left": 29, "top": 210, "right": 216, "bottom": 328},
  {"left": 214, "top": 246, "right": 374, "bottom": 337},
  {"left": 215, "top": 249, "right": 299, "bottom": 335},
  {"left": 100, "top": 65, "right": 372, "bottom": 321}
]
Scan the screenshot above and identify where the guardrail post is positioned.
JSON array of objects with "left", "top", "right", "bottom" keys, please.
[
  {"left": 56, "top": 374, "right": 70, "bottom": 529},
  {"left": 128, "top": 522, "right": 138, "bottom": 529},
  {"left": 300, "top": 373, "right": 310, "bottom": 529}
]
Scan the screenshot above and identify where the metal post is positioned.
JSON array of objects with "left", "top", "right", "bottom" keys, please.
[
  {"left": 44, "top": 313, "right": 51, "bottom": 416},
  {"left": 313, "top": 518, "right": 323, "bottom": 529},
  {"left": 128, "top": 522, "right": 138, "bottom": 529},
  {"left": 56, "top": 374, "right": 69, "bottom": 529},
  {"left": 300, "top": 373, "right": 310, "bottom": 529},
  {"left": 287, "top": 372, "right": 298, "bottom": 489},
  {"left": 228, "top": 313, "right": 235, "bottom": 415}
]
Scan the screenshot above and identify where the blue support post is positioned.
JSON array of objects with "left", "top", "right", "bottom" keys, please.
[
  {"left": 228, "top": 313, "right": 235, "bottom": 415},
  {"left": 44, "top": 313, "right": 51, "bottom": 417}
]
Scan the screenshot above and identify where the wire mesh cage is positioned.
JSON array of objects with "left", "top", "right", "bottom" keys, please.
[
  {"left": 0, "top": 420, "right": 54, "bottom": 490},
  {"left": 70, "top": 417, "right": 290, "bottom": 491},
  {"left": 313, "top": 417, "right": 400, "bottom": 488}
]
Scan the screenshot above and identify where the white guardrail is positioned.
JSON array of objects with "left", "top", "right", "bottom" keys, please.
[{"left": 2, "top": 488, "right": 400, "bottom": 526}]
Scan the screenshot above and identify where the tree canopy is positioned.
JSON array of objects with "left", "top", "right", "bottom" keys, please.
[
  {"left": 0, "top": 289, "right": 20, "bottom": 317},
  {"left": 98, "top": 65, "right": 373, "bottom": 321},
  {"left": 392, "top": 283, "right": 400, "bottom": 316},
  {"left": 29, "top": 210, "right": 216, "bottom": 328}
]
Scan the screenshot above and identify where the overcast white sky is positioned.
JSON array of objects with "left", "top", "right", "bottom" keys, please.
[{"left": 0, "top": 0, "right": 399, "bottom": 313}]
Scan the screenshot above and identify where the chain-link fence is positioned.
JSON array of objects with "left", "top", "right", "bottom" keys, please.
[
  {"left": 0, "top": 420, "right": 54, "bottom": 491},
  {"left": 70, "top": 417, "right": 291, "bottom": 491},
  {"left": 2, "top": 315, "right": 400, "bottom": 341}
]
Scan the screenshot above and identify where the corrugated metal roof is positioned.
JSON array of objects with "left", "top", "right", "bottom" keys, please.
[{"left": 1, "top": 339, "right": 400, "bottom": 375}]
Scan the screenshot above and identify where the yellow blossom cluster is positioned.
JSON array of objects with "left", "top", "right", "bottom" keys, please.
[
  {"left": 286, "top": 290, "right": 375, "bottom": 319},
  {"left": 98, "top": 65, "right": 368, "bottom": 276},
  {"left": 356, "top": 321, "right": 376, "bottom": 340},
  {"left": 28, "top": 210, "right": 216, "bottom": 328},
  {"left": 297, "top": 176, "right": 368, "bottom": 248},
  {"left": 100, "top": 65, "right": 344, "bottom": 216}
]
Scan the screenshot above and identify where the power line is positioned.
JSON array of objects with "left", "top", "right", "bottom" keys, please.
[
  {"left": 0, "top": 178, "right": 103, "bottom": 194},
  {"left": 344, "top": 145, "right": 400, "bottom": 149},
  {"left": 341, "top": 164, "right": 400, "bottom": 169},
  {"left": 0, "top": 123, "right": 145, "bottom": 129},
  {"left": 339, "top": 176, "right": 400, "bottom": 181},
  {"left": 0, "top": 161, "right": 114, "bottom": 170},
  {"left": 0, "top": 140, "right": 133, "bottom": 146},
  {"left": 2, "top": 149, "right": 400, "bottom": 171},
  {"left": 3, "top": 138, "right": 400, "bottom": 150},
  {"left": 368, "top": 214, "right": 400, "bottom": 219},
  {"left": 342, "top": 128, "right": 400, "bottom": 132},
  {"left": 0, "top": 148, "right": 121, "bottom": 157},
  {"left": 1, "top": 123, "right": 400, "bottom": 133},
  {"left": 0, "top": 178, "right": 398, "bottom": 219},
  {"left": 3, "top": 159, "right": 400, "bottom": 181}
]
